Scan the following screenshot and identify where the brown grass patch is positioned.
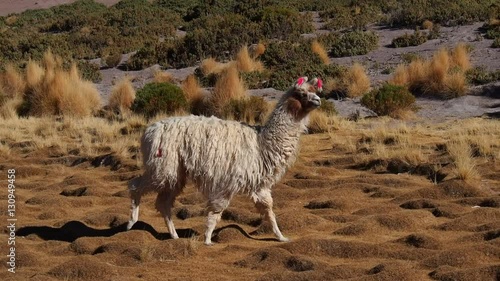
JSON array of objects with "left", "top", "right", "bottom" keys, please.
[
  {"left": 200, "top": 57, "right": 230, "bottom": 75},
  {"left": 235, "top": 45, "right": 264, "bottom": 72},
  {"left": 153, "top": 70, "right": 174, "bottom": 83},
  {"left": 389, "top": 45, "right": 470, "bottom": 98},
  {"left": 211, "top": 64, "right": 246, "bottom": 114},
  {"left": 181, "top": 74, "right": 204, "bottom": 104},
  {"left": 311, "top": 40, "right": 330, "bottom": 65},
  {"left": 108, "top": 76, "right": 136, "bottom": 113},
  {"left": 326, "top": 63, "right": 370, "bottom": 98},
  {"left": 422, "top": 20, "right": 434, "bottom": 30}
]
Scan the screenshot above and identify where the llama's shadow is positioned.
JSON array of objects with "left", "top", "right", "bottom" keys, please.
[
  {"left": 213, "top": 224, "right": 281, "bottom": 242},
  {"left": 16, "top": 220, "right": 198, "bottom": 242}
]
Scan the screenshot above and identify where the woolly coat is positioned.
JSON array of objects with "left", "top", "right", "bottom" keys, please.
[{"left": 131, "top": 94, "right": 308, "bottom": 201}]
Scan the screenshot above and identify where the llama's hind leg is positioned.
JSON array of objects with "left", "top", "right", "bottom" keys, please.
[
  {"left": 205, "top": 198, "right": 230, "bottom": 245},
  {"left": 127, "top": 190, "right": 142, "bottom": 230},
  {"left": 252, "top": 189, "right": 288, "bottom": 242},
  {"left": 155, "top": 189, "right": 181, "bottom": 239}
]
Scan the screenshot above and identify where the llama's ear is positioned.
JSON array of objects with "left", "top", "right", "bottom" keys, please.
[
  {"left": 295, "top": 76, "right": 308, "bottom": 89},
  {"left": 310, "top": 77, "right": 323, "bottom": 93}
]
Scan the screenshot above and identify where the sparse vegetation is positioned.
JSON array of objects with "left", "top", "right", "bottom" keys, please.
[
  {"left": 391, "top": 29, "right": 428, "bottom": 48},
  {"left": 108, "top": 77, "right": 136, "bottom": 114},
  {"left": 132, "top": 82, "right": 188, "bottom": 118},
  {"left": 390, "top": 44, "right": 471, "bottom": 99},
  {"left": 324, "top": 63, "right": 371, "bottom": 98},
  {"left": 361, "top": 84, "right": 416, "bottom": 118}
]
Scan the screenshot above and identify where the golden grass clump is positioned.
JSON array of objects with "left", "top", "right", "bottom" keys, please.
[
  {"left": 252, "top": 43, "right": 266, "bottom": 58},
  {"left": 26, "top": 60, "right": 45, "bottom": 88},
  {"left": 390, "top": 45, "right": 470, "bottom": 98},
  {"left": 211, "top": 64, "right": 246, "bottom": 114},
  {"left": 327, "top": 63, "right": 370, "bottom": 98},
  {"left": 201, "top": 57, "right": 230, "bottom": 75},
  {"left": 23, "top": 55, "right": 102, "bottom": 117},
  {"left": 308, "top": 110, "right": 332, "bottom": 133},
  {"left": 311, "top": 40, "right": 330, "bottom": 65},
  {"left": 447, "top": 138, "right": 480, "bottom": 181},
  {"left": 108, "top": 76, "right": 136, "bottom": 113},
  {"left": 422, "top": 20, "right": 434, "bottom": 30},
  {"left": 235, "top": 46, "right": 264, "bottom": 73},
  {"left": 153, "top": 70, "right": 174, "bottom": 83},
  {"left": 182, "top": 74, "right": 203, "bottom": 103},
  {"left": 1, "top": 64, "right": 25, "bottom": 99}
]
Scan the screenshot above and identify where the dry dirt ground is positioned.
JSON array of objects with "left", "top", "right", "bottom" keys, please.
[
  {"left": 0, "top": 2, "right": 499, "bottom": 281},
  {"left": 0, "top": 117, "right": 499, "bottom": 281}
]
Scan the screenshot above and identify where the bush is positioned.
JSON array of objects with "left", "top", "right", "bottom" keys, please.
[
  {"left": 322, "top": 31, "right": 378, "bottom": 58},
  {"left": 259, "top": 7, "right": 313, "bottom": 40},
  {"left": 104, "top": 52, "right": 122, "bottom": 68},
  {"left": 259, "top": 40, "right": 344, "bottom": 91},
  {"left": 466, "top": 67, "right": 500, "bottom": 85},
  {"left": 125, "top": 46, "right": 157, "bottom": 70},
  {"left": 319, "top": 98, "right": 337, "bottom": 115},
  {"left": 493, "top": 37, "right": 500, "bottom": 48},
  {"left": 391, "top": 30, "right": 428, "bottom": 48},
  {"left": 361, "top": 84, "right": 416, "bottom": 117},
  {"left": 132, "top": 82, "right": 188, "bottom": 117}
]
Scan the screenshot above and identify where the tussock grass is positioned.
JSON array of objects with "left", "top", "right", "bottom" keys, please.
[
  {"left": 211, "top": 64, "right": 247, "bottom": 115},
  {"left": 308, "top": 110, "right": 332, "bottom": 133},
  {"left": 311, "top": 40, "right": 330, "bottom": 65},
  {"left": 447, "top": 137, "right": 479, "bottom": 181},
  {"left": 1, "top": 64, "right": 25, "bottom": 99},
  {"left": 252, "top": 43, "right": 266, "bottom": 58},
  {"left": 422, "top": 20, "right": 434, "bottom": 30},
  {"left": 109, "top": 77, "right": 136, "bottom": 113},
  {"left": 235, "top": 46, "right": 264, "bottom": 73},
  {"left": 326, "top": 63, "right": 370, "bottom": 98},
  {"left": 201, "top": 58, "right": 230, "bottom": 75},
  {"left": 182, "top": 74, "right": 206, "bottom": 115},
  {"left": 390, "top": 45, "right": 470, "bottom": 98},
  {"left": 153, "top": 70, "right": 174, "bottom": 83}
]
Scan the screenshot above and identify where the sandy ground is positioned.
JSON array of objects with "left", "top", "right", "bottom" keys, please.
[
  {"left": 0, "top": 0, "right": 119, "bottom": 16},
  {"left": 0, "top": 120, "right": 499, "bottom": 281},
  {"left": 0, "top": 3, "right": 499, "bottom": 281}
]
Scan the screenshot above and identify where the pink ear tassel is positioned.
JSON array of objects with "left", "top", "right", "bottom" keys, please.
[
  {"left": 297, "top": 77, "right": 305, "bottom": 86},
  {"left": 317, "top": 78, "right": 323, "bottom": 90}
]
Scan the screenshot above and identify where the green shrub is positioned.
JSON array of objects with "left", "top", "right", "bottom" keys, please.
[
  {"left": 125, "top": 46, "right": 157, "bottom": 70},
  {"left": 391, "top": 30, "right": 428, "bottom": 48},
  {"left": 259, "top": 7, "right": 313, "bottom": 40},
  {"left": 259, "top": 40, "right": 345, "bottom": 90},
  {"left": 321, "top": 4, "right": 383, "bottom": 31},
  {"left": 361, "top": 84, "right": 416, "bottom": 117},
  {"left": 321, "top": 31, "right": 378, "bottom": 57},
  {"left": 77, "top": 61, "right": 102, "bottom": 83},
  {"left": 466, "top": 67, "right": 500, "bottom": 85},
  {"left": 104, "top": 52, "right": 122, "bottom": 68},
  {"left": 132, "top": 82, "right": 188, "bottom": 117},
  {"left": 493, "top": 37, "right": 500, "bottom": 48}
]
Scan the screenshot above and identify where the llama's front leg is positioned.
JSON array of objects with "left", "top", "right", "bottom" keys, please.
[
  {"left": 205, "top": 198, "right": 230, "bottom": 245},
  {"left": 127, "top": 190, "right": 142, "bottom": 230},
  {"left": 156, "top": 191, "right": 179, "bottom": 239},
  {"left": 253, "top": 189, "right": 289, "bottom": 242}
]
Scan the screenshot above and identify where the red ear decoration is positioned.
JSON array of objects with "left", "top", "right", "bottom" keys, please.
[
  {"left": 317, "top": 78, "right": 323, "bottom": 90},
  {"left": 297, "top": 77, "right": 305, "bottom": 86}
]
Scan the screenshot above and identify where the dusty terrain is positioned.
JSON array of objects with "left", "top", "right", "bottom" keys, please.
[
  {"left": 0, "top": 117, "right": 499, "bottom": 281},
  {"left": 0, "top": 1, "right": 499, "bottom": 281}
]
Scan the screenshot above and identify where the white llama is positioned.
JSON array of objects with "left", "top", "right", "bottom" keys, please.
[{"left": 127, "top": 76, "right": 323, "bottom": 245}]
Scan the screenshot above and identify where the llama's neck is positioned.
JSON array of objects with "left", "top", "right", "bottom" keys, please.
[{"left": 258, "top": 100, "right": 307, "bottom": 181}]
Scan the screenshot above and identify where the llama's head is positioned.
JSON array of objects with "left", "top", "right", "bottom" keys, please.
[{"left": 285, "top": 76, "right": 322, "bottom": 119}]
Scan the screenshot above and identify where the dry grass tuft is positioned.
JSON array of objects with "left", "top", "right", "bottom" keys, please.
[
  {"left": 327, "top": 63, "right": 370, "bottom": 98},
  {"left": 308, "top": 110, "right": 331, "bottom": 133},
  {"left": 235, "top": 46, "right": 264, "bottom": 73},
  {"left": 422, "top": 20, "right": 434, "bottom": 30},
  {"left": 252, "top": 42, "right": 266, "bottom": 58},
  {"left": 311, "top": 40, "right": 330, "bottom": 65},
  {"left": 201, "top": 58, "right": 230, "bottom": 75},
  {"left": 211, "top": 64, "right": 247, "bottom": 114},
  {"left": 153, "top": 70, "right": 174, "bottom": 83},
  {"left": 1, "top": 64, "right": 25, "bottom": 99},
  {"left": 390, "top": 45, "right": 470, "bottom": 98},
  {"left": 182, "top": 74, "right": 204, "bottom": 103},
  {"left": 447, "top": 137, "right": 480, "bottom": 181},
  {"left": 108, "top": 76, "right": 136, "bottom": 113},
  {"left": 21, "top": 51, "right": 102, "bottom": 117}
]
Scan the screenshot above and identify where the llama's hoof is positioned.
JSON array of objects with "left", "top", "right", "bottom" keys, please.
[
  {"left": 126, "top": 221, "right": 135, "bottom": 230},
  {"left": 279, "top": 237, "right": 290, "bottom": 242},
  {"left": 204, "top": 241, "right": 215, "bottom": 246}
]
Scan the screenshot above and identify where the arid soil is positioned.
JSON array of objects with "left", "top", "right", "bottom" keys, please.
[
  {"left": 1, "top": 118, "right": 499, "bottom": 281},
  {"left": 1, "top": 2, "right": 499, "bottom": 281}
]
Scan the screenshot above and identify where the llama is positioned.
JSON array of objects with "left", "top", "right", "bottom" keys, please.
[{"left": 127, "top": 76, "right": 323, "bottom": 245}]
